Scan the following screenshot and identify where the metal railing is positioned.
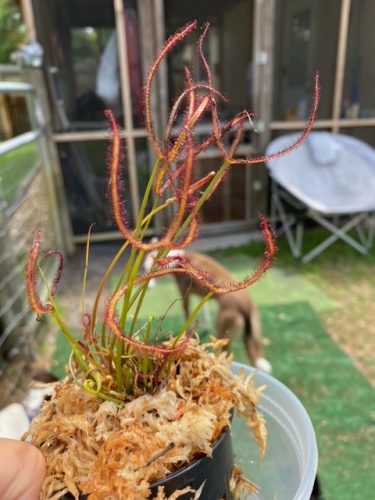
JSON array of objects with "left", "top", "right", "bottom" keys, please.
[{"left": 0, "top": 77, "right": 67, "bottom": 404}]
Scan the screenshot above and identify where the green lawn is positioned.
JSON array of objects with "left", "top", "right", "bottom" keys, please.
[
  {"left": 0, "top": 141, "right": 38, "bottom": 205},
  {"left": 51, "top": 232, "right": 375, "bottom": 499}
]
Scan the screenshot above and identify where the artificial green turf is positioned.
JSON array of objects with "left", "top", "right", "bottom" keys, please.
[
  {"left": 51, "top": 248, "right": 374, "bottom": 499},
  {"left": 230, "top": 302, "right": 375, "bottom": 500}
]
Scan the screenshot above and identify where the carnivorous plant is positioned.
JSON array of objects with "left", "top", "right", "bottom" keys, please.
[{"left": 25, "top": 21, "right": 319, "bottom": 405}]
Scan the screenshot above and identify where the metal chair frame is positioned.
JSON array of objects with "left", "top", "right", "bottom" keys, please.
[{"left": 270, "top": 179, "right": 374, "bottom": 264}]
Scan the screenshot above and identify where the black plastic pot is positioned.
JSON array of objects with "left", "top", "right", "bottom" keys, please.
[
  {"left": 63, "top": 425, "right": 234, "bottom": 500},
  {"left": 149, "top": 425, "right": 234, "bottom": 499}
]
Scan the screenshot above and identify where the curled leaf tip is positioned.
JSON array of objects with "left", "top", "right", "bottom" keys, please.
[{"left": 25, "top": 230, "right": 63, "bottom": 317}]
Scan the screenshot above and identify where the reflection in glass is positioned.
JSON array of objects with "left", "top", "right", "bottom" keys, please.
[
  {"left": 58, "top": 140, "right": 126, "bottom": 234},
  {"left": 32, "top": 0, "right": 144, "bottom": 131},
  {"left": 343, "top": 0, "right": 375, "bottom": 119},
  {"left": 58, "top": 137, "right": 153, "bottom": 236},
  {"left": 165, "top": 0, "right": 254, "bottom": 118},
  {"left": 273, "top": 0, "right": 340, "bottom": 120},
  {"left": 164, "top": 0, "right": 253, "bottom": 225},
  {"left": 194, "top": 158, "right": 248, "bottom": 225}
]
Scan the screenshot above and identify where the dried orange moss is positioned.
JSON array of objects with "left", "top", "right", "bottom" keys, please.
[{"left": 23, "top": 339, "right": 265, "bottom": 499}]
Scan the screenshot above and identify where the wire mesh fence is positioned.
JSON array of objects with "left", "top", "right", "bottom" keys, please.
[{"left": 0, "top": 76, "right": 67, "bottom": 406}]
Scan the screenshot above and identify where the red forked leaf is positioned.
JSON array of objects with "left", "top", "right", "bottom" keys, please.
[
  {"left": 44, "top": 250, "right": 64, "bottom": 297},
  {"left": 145, "top": 21, "right": 198, "bottom": 159},
  {"left": 153, "top": 215, "right": 277, "bottom": 296},
  {"left": 105, "top": 280, "right": 194, "bottom": 359},
  {"left": 197, "top": 23, "right": 320, "bottom": 166},
  {"left": 106, "top": 109, "right": 199, "bottom": 251},
  {"left": 25, "top": 230, "right": 63, "bottom": 318}
]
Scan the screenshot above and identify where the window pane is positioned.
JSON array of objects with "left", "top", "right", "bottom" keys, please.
[
  {"left": 273, "top": 0, "right": 341, "bottom": 120},
  {"left": 0, "top": 95, "right": 30, "bottom": 140},
  {"left": 122, "top": 2, "right": 144, "bottom": 128},
  {"left": 58, "top": 137, "right": 153, "bottom": 236},
  {"left": 193, "top": 157, "right": 248, "bottom": 224},
  {"left": 57, "top": 140, "right": 125, "bottom": 234},
  {"left": 342, "top": 0, "right": 375, "bottom": 119},
  {"left": 32, "top": 0, "right": 145, "bottom": 131},
  {"left": 32, "top": 0, "right": 126, "bottom": 131},
  {"left": 164, "top": 1, "right": 253, "bottom": 225},
  {"left": 165, "top": 0, "right": 254, "bottom": 116}
]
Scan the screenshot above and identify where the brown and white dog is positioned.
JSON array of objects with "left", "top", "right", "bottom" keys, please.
[{"left": 144, "top": 248, "right": 272, "bottom": 373}]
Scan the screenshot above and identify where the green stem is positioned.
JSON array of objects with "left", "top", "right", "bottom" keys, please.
[
  {"left": 118, "top": 247, "right": 139, "bottom": 326},
  {"left": 116, "top": 193, "right": 162, "bottom": 335},
  {"left": 116, "top": 162, "right": 162, "bottom": 330},
  {"left": 177, "top": 161, "right": 230, "bottom": 240},
  {"left": 114, "top": 249, "right": 145, "bottom": 391},
  {"left": 52, "top": 308, "right": 88, "bottom": 372},
  {"left": 38, "top": 266, "right": 88, "bottom": 372},
  {"left": 90, "top": 240, "right": 130, "bottom": 339},
  {"left": 128, "top": 280, "right": 147, "bottom": 333},
  {"left": 80, "top": 224, "right": 94, "bottom": 315},
  {"left": 175, "top": 292, "right": 213, "bottom": 342},
  {"left": 135, "top": 158, "right": 160, "bottom": 227},
  {"left": 141, "top": 197, "right": 174, "bottom": 225},
  {"left": 94, "top": 158, "right": 161, "bottom": 342},
  {"left": 122, "top": 164, "right": 231, "bottom": 347}
]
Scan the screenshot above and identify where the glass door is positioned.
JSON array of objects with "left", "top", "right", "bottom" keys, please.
[
  {"left": 30, "top": 0, "right": 154, "bottom": 240},
  {"left": 28, "top": 0, "right": 273, "bottom": 239},
  {"left": 162, "top": 0, "right": 261, "bottom": 234}
]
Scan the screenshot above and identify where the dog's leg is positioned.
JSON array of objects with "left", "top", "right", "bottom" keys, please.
[
  {"left": 245, "top": 306, "right": 272, "bottom": 373},
  {"left": 216, "top": 309, "right": 244, "bottom": 343},
  {"left": 246, "top": 336, "right": 272, "bottom": 373},
  {"left": 181, "top": 292, "right": 190, "bottom": 318}
]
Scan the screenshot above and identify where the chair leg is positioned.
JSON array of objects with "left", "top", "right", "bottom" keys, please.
[
  {"left": 301, "top": 212, "right": 369, "bottom": 263},
  {"left": 269, "top": 181, "right": 373, "bottom": 263},
  {"left": 366, "top": 213, "right": 375, "bottom": 248},
  {"left": 354, "top": 212, "right": 375, "bottom": 249},
  {"left": 272, "top": 190, "right": 302, "bottom": 258},
  {"left": 296, "top": 220, "right": 304, "bottom": 257}
]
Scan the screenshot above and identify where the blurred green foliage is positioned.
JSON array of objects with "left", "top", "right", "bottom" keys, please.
[{"left": 0, "top": 0, "right": 26, "bottom": 64}]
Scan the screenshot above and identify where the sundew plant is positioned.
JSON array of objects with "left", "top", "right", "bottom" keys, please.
[{"left": 25, "top": 22, "right": 319, "bottom": 404}]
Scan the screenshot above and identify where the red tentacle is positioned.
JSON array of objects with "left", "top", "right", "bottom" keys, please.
[
  {"left": 105, "top": 278, "right": 193, "bottom": 358},
  {"left": 44, "top": 250, "right": 63, "bottom": 297},
  {"left": 106, "top": 109, "right": 197, "bottom": 252},
  {"left": 145, "top": 21, "right": 198, "bottom": 158},
  {"left": 24, "top": 231, "right": 63, "bottom": 318},
  {"left": 216, "top": 74, "right": 320, "bottom": 166},
  {"left": 154, "top": 216, "right": 277, "bottom": 296}
]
